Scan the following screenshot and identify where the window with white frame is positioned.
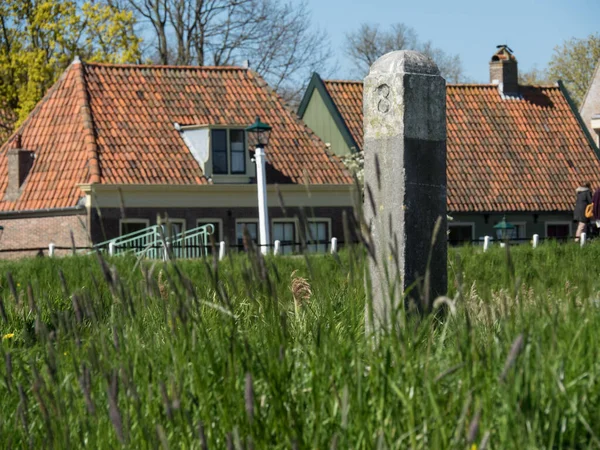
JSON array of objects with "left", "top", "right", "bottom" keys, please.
[
  {"left": 510, "top": 222, "right": 526, "bottom": 240},
  {"left": 448, "top": 223, "right": 474, "bottom": 245},
  {"left": 307, "top": 220, "right": 330, "bottom": 253},
  {"left": 161, "top": 219, "right": 185, "bottom": 239},
  {"left": 546, "top": 222, "right": 571, "bottom": 239},
  {"left": 196, "top": 219, "right": 222, "bottom": 242},
  {"left": 236, "top": 220, "right": 258, "bottom": 249},
  {"left": 273, "top": 220, "right": 296, "bottom": 255},
  {"left": 120, "top": 219, "right": 150, "bottom": 236},
  {"left": 212, "top": 129, "right": 246, "bottom": 175}
]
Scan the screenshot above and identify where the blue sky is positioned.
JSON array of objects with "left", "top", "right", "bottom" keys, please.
[{"left": 305, "top": 0, "right": 600, "bottom": 82}]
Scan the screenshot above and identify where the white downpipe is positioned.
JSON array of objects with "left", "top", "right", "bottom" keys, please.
[
  {"left": 330, "top": 237, "right": 338, "bottom": 254},
  {"left": 274, "top": 240, "right": 281, "bottom": 255},
  {"left": 483, "top": 236, "right": 491, "bottom": 252},
  {"left": 532, "top": 234, "right": 539, "bottom": 248},
  {"left": 581, "top": 232, "right": 587, "bottom": 247},
  {"left": 218, "top": 241, "right": 226, "bottom": 261},
  {"left": 255, "top": 145, "right": 270, "bottom": 256},
  {"left": 48, "top": 243, "right": 56, "bottom": 257}
]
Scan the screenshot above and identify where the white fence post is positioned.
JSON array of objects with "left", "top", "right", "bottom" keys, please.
[
  {"left": 581, "top": 232, "right": 587, "bottom": 247},
  {"left": 483, "top": 236, "right": 490, "bottom": 252},
  {"left": 330, "top": 237, "right": 338, "bottom": 254},
  {"left": 108, "top": 241, "right": 116, "bottom": 257},
  {"left": 218, "top": 241, "right": 226, "bottom": 261},
  {"left": 273, "top": 240, "right": 281, "bottom": 255},
  {"left": 48, "top": 243, "right": 55, "bottom": 257},
  {"left": 532, "top": 234, "right": 539, "bottom": 249}
]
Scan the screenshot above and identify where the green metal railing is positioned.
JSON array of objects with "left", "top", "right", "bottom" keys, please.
[{"left": 92, "top": 224, "right": 214, "bottom": 259}]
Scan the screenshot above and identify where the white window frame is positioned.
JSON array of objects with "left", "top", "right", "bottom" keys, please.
[
  {"left": 235, "top": 219, "right": 259, "bottom": 247},
  {"left": 545, "top": 221, "right": 572, "bottom": 238},
  {"left": 272, "top": 218, "right": 299, "bottom": 254},
  {"left": 210, "top": 128, "right": 248, "bottom": 176},
  {"left": 163, "top": 218, "right": 186, "bottom": 237},
  {"left": 196, "top": 218, "right": 223, "bottom": 242},
  {"left": 119, "top": 218, "right": 150, "bottom": 236},
  {"left": 306, "top": 218, "right": 332, "bottom": 252},
  {"left": 448, "top": 222, "right": 475, "bottom": 242},
  {"left": 510, "top": 221, "right": 527, "bottom": 240}
]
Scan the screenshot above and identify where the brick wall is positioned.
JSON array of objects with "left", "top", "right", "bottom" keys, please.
[{"left": 0, "top": 212, "right": 91, "bottom": 258}]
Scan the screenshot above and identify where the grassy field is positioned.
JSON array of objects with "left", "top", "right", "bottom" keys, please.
[{"left": 1, "top": 242, "right": 600, "bottom": 448}]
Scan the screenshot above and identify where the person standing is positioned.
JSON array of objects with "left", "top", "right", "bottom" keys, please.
[{"left": 574, "top": 182, "right": 593, "bottom": 241}]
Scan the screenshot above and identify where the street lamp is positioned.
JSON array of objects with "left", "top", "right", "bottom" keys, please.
[
  {"left": 494, "top": 215, "right": 515, "bottom": 241},
  {"left": 246, "top": 116, "right": 272, "bottom": 255}
]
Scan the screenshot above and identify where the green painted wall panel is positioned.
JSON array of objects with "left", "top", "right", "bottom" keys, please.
[
  {"left": 301, "top": 89, "right": 352, "bottom": 156},
  {"left": 450, "top": 212, "right": 576, "bottom": 241}
]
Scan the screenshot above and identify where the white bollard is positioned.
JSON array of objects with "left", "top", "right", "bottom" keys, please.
[
  {"left": 108, "top": 241, "right": 116, "bottom": 257},
  {"left": 218, "top": 241, "right": 226, "bottom": 261},
  {"left": 581, "top": 232, "right": 587, "bottom": 247},
  {"left": 273, "top": 240, "right": 281, "bottom": 255},
  {"left": 532, "top": 234, "right": 539, "bottom": 249},
  {"left": 48, "top": 243, "right": 55, "bottom": 257},
  {"left": 483, "top": 236, "right": 490, "bottom": 252},
  {"left": 330, "top": 237, "right": 338, "bottom": 254}
]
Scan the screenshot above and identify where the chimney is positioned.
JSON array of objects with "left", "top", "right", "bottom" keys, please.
[
  {"left": 5, "top": 135, "right": 35, "bottom": 201},
  {"left": 490, "top": 45, "right": 519, "bottom": 95}
]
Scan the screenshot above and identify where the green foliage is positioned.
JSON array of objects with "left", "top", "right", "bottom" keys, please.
[
  {"left": 1, "top": 244, "right": 600, "bottom": 447},
  {"left": 548, "top": 33, "right": 600, "bottom": 108},
  {"left": 0, "top": 0, "right": 140, "bottom": 128}
]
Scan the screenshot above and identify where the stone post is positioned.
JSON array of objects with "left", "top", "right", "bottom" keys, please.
[
  {"left": 218, "top": 241, "right": 226, "bottom": 261},
  {"left": 48, "top": 243, "right": 56, "bottom": 257},
  {"left": 363, "top": 50, "right": 447, "bottom": 326},
  {"left": 330, "top": 237, "right": 338, "bottom": 254},
  {"left": 532, "top": 234, "right": 539, "bottom": 248},
  {"left": 273, "top": 240, "right": 281, "bottom": 255},
  {"left": 483, "top": 236, "right": 491, "bottom": 252},
  {"left": 581, "top": 232, "right": 587, "bottom": 247}
]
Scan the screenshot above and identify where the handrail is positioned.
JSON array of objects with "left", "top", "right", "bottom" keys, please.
[
  {"left": 93, "top": 223, "right": 215, "bottom": 259},
  {"left": 168, "top": 224, "right": 215, "bottom": 259}
]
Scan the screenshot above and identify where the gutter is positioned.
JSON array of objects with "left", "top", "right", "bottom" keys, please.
[{"left": 0, "top": 205, "right": 85, "bottom": 219}]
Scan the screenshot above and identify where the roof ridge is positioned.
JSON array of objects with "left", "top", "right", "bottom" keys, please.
[
  {"left": 74, "top": 61, "right": 101, "bottom": 184},
  {"left": 84, "top": 61, "right": 247, "bottom": 71},
  {"left": 323, "top": 79, "right": 363, "bottom": 85}
]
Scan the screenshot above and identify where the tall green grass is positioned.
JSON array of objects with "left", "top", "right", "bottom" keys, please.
[{"left": 1, "top": 243, "right": 600, "bottom": 448}]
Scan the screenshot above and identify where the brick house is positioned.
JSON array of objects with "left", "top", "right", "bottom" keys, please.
[
  {"left": 298, "top": 46, "right": 600, "bottom": 243},
  {"left": 0, "top": 59, "right": 355, "bottom": 257}
]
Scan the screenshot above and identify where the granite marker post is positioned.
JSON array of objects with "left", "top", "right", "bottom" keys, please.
[{"left": 363, "top": 50, "right": 447, "bottom": 329}]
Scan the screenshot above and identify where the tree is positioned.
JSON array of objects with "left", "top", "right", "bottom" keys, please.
[
  {"left": 344, "top": 23, "right": 465, "bottom": 82},
  {"left": 547, "top": 33, "right": 600, "bottom": 107},
  {"left": 518, "top": 66, "right": 551, "bottom": 86},
  {"left": 107, "top": 0, "right": 330, "bottom": 103},
  {"left": 0, "top": 0, "right": 141, "bottom": 129}
]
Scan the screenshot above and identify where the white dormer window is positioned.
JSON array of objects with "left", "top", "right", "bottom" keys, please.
[
  {"left": 212, "top": 129, "right": 246, "bottom": 175},
  {"left": 177, "top": 124, "right": 254, "bottom": 182}
]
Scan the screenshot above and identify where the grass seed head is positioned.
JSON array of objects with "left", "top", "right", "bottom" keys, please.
[{"left": 290, "top": 270, "right": 312, "bottom": 308}]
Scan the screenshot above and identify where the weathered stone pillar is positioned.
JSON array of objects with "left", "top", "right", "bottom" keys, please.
[{"left": 363, "top": 50, "right": 447, "bottom": 328}]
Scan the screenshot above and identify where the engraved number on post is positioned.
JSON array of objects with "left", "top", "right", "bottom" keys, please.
[{"left": 376, "top": 84, "right": 391, "bottom": 114}]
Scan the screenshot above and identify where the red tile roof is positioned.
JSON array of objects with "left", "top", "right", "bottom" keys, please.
[
  {"left": 321, "top": 79, "right": 600, "bottom": 213},
  {"left": 323, "top": 81, "right": 364, "bottom": 151},
  {"left": 0, "top": 62, "right": 351, "bottom": 212}
]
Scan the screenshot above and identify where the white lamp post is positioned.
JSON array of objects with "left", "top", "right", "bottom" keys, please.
[{"left": 246, "top": 116, "right": 273, "bottom": 256}]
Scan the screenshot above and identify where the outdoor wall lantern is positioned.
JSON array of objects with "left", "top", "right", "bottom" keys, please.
[
  {"left": 246, "top": 116, "right": 272, "bottom": 256},
  {"left": 494, "top": 215, "right": 515, "bottom": 241},
  {"left": 246, "top": 116, "right": 272, "bottom": 148}
]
